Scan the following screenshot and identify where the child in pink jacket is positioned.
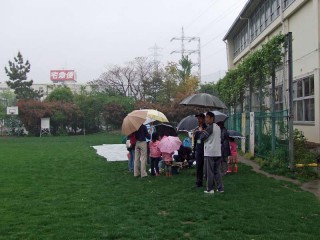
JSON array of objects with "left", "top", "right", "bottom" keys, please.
[{"left": 149, "top": 133, "right": 161, "bottom": 176}]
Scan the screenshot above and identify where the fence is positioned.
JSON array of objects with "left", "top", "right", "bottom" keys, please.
[{"left": 226, "top": 110, "right": 289, "bottom": 163}]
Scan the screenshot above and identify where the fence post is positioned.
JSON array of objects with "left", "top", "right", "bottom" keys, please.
[
  {"left": 241, "top": 113, "right": 246, "bottom": 153},
  {"left": 250, "top": 112, "right": 255, "bottom": 157}
]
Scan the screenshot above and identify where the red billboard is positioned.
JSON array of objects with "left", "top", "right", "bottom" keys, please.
[{"left": 50, "top": 70, "right": 76, "bottom": 81}]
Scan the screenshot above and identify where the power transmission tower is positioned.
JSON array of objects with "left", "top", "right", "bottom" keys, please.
[
  {"left": 148, "top": 44, "right": 162, "bottom": 102},
  {"left": 149, "top": 44, "right": 162, "bottom": 72},
  {"left": 171, "top": 27, "right": 201, "bottom": 81}
]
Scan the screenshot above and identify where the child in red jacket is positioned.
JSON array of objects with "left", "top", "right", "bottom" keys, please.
[{"left": 227, "top": 137, "right": 238, "bottom": 173}]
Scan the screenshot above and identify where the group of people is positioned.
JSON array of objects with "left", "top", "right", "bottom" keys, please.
[
  {"left": 193, "top": 112, "right": 238, "bottom": 194},
  {"left": 126, "top": 124, "right": 175, "bottom": 178},
  {"left": 125, "top": 111, "right": 238, "bottom": 194}
]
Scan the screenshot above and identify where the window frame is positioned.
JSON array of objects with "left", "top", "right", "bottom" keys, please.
[{"left": 293, "top": 75, "right": 315, "bottom": 123}]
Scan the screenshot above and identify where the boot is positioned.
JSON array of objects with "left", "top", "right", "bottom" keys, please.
[
  {"left": 234, "top": 165, "right": 238, "bottom": 173},
  {"left": 227, "top": 165, "right": 232, "bottom": 173}
]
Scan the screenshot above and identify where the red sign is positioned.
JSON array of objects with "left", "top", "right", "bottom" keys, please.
[{"left": 50, "top": 70, "right": 76, "bottom": 81}]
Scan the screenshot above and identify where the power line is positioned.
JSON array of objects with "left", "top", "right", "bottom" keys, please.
[
  {"left": 184, "top": 0, "right": 221, "bottom": 30},
  {"left": 201, "top": 29, "right": 226, "bottom": 49},
  {"left": 194, "top": 1, "right": 245, "bottom": 36},
  {"left": 155, "top": 1, "right": 223, "bottom": 58}
]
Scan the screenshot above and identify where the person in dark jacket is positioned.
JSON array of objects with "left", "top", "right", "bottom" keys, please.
[
  {"left": 127, "top": 133, "right": 136, "bottom": 173},
  {"left": 193, "top": 113, "right": 207, "bottom": 187},
  {"left": 134, "top": 124, "right": 150, "bottom": 178},
  {"left": 217, "top": 121, "right": 231, "bottom": 175}
]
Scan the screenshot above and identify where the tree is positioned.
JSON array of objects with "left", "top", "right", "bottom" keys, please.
[
  {"left": 145, "top": 70, "right": 164, "bottom": 103},
  {"left": 155, "top": 62, "right": 179, "bottom": 104},
  {"left": 103, "top": 103, "right": 127, "bottom": 130},
  {"left": 46, "top": 86, "right": 74, "bottom": 102},
  {"left": 5, "top": 52, "right": 43, "bottom": 100},
  {"left": 178, "top": 55, "right": 192, "bottom": 81},
  {"left": 133, "top": 57, "right": 153, "bottom": 101},
  {"left": 17, "top": 99, "right": 83, "bottom": 136},
  {"left": 199, "top": 82, "right": 218, "bottom": 95},
  {"left": 213, "top": 34, "right": 286, "bottom": 114},
  {"left": 90, "top": 57, "right": 152, "bottom": 101},
  {"left": 0, "top": 90, "right": 16, "bottom": 107}
]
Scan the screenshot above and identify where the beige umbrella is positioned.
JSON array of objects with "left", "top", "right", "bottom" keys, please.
[
  {"left": 121, "top": 109, "right": 168, "bottom": 135},
  {"left": 121, "top": 111, "right": 147, "bottom": 136}
]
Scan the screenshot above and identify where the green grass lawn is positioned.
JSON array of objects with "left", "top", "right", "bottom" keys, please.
[{"left": 0, "top": 133, "right": 319, "bottom": 240}]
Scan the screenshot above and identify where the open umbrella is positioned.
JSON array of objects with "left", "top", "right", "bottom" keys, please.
[
  {"left": 176, "top": 115, "right": 197, "bottom": 131},
  {"left": 122, "top": 112, "right": 146, "bottom": 136},
  {"left": 121, "top": 109, "right": 168, "bottom": 135},
  {"left": 228, "top": 130, "right": 245, "bottom": 139},
  {"left": 158, "top": 136, "right": 182, "bottom": 153},
  {"left": 176, "top": 111, "right": 228, "bottom": 131},
  {"left": 180, "top": 93, "right": 227, "bottom": 109},
  {"left": 154, "top": 123, "right": 178, "bottom": 137},
  {"left": 143, "top": 109, "right": 169, "bottom": 124}
]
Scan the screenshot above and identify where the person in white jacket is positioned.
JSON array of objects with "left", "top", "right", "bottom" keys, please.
[{"left": 200, "top": 111, "right": 224, "bottom": 194}]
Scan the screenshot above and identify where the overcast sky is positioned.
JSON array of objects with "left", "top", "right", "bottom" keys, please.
[{"left": 0, "top": 0, "right": 247, "bottom": 84}]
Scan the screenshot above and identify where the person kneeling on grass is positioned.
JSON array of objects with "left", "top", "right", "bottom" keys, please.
[{"left": 162, "top": 152, "right": 174, "bottom": 177}]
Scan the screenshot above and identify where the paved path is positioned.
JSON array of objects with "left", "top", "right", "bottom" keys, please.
[{"left": 239, "top": 156, "right": 320, "bottom": 200}]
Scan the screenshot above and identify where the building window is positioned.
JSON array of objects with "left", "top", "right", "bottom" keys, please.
[
  {"left": 293, "top": 75, "right": 315, "bottom": 122},
  {"left": 232, "top": 0, "right": 295, "bottom": 58},
  {"left": 283, "top": 0, "right": 295, "bottom": 9},
  {"left": 265, "top": 0, "right": 271, "bottom": 26},
  {"left": 275, "top": 85, "right": 283, "bottom": 111}
]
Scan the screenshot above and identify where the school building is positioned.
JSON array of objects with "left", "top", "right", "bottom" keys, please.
[{"left": 223, "top": 0, "right": 320, "bottom": 143}]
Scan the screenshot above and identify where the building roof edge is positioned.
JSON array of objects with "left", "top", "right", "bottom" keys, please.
[{"left": 222, "top": 0, "right": 252, "bottom": 41}]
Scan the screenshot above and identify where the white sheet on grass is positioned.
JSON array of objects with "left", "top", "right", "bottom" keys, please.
[{"left": 92, "top": 144, "right": 128, "bottom": 161}]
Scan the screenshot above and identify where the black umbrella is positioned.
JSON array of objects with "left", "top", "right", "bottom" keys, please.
[
  {"left": 176, "top": 115, "right": 197, "bottom": 131},
  {"left": 177, "top": 111, "right": 229, "bottom": 131},
  {"left": 154, "top": 123, "right": 178, "bottom": 137},
  {"left": 180, "top": 93, "right": 227, "bottom": 109},
  {"left": 228, "top": 130, "right": 244, "bottom": 139}
]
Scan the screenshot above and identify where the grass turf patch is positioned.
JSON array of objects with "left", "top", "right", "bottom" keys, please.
[{"left": 0, "top": 133, "right": 319, "bottom": 239}]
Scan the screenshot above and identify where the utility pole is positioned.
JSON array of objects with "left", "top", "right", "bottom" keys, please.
[
  {"left": 287, "top": 32, "right": 294, "bottom": 170},
  {"left": 171, "top": 27, "right": 201, "bottom": 81}
]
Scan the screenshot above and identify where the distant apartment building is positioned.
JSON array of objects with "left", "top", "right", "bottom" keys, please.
[
  {"left": 0, "top": 82, "right": 91, "bottom": 102},
  {"left": 223, "top": 0, "right": 320, "bottom": 143}
]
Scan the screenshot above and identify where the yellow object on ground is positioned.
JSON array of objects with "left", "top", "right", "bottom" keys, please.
[{"left": 295, "top": 163, "right": 318, "bottom": 168}]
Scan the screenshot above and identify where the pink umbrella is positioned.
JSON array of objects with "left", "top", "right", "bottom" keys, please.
[{"left": 158, "top": 136, "right": 182, "bottom": 153}]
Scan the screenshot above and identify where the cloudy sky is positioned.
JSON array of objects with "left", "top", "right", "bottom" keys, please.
[{"left": 0, "top": 0, "right": 247, "bottom": 84}]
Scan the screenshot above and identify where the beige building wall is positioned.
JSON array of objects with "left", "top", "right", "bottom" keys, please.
[
  {"left": 288, "top": 0, "right": 319, "bottom": 142},
  {"left": 224, "top": 0, "right": 320, "bottom": 143}
]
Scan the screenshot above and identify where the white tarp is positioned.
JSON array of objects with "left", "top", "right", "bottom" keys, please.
[{"left": 92, "top": 144, "right": 128, "bottom": 162}]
